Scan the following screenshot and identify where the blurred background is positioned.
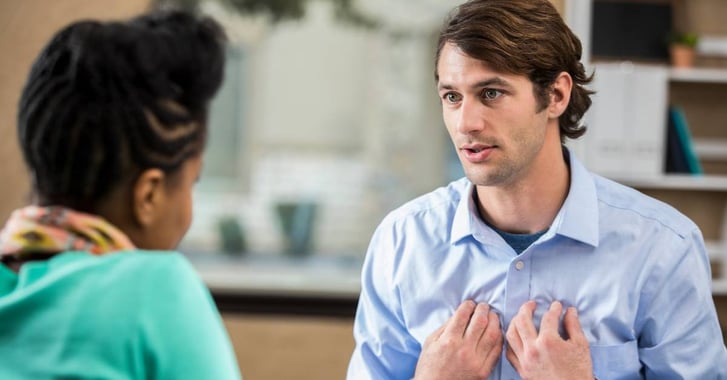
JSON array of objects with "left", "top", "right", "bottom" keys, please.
[
  {"left": 179, "top": 0, "right": 459, "bottom": 260},
  {"left": 5, "top": 1, "right": 727, "bottom": 379},
  {"left": 0, "top": 1, "right": 505, "bottom": 378}
]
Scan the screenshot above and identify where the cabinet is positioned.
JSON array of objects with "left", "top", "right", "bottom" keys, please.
[
  {"left": 223, "top": 314, "right": 353, "bottom": 380},
  {"left": 566, "top": 0, "right": 727, "bottom": 295}
]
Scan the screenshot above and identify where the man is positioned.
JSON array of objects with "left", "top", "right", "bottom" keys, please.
[{"left": 347, "top": 0, "right": 727, "bottom": 379}]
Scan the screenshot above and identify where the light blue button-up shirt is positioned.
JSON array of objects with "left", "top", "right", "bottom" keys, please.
[{"left": 347, "top": 151, "right": 727, "bottom": 380}]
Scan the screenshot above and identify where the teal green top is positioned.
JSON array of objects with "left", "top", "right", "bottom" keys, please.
[{"left": 0, "top": 250, "right": 241, "bottom": 380}]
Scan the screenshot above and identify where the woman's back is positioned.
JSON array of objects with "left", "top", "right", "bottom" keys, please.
[{"left": 0, "top": 250, "right": 239, "bottom": 380}]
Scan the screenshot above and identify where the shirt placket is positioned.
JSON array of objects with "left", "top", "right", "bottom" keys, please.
[{"left": 499, "top": 250, "right": 533, "bottom": 380}]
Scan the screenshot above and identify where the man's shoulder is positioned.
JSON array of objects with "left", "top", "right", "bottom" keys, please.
[
  {"left": 591, "top": 174, "right": 698, "bottom": 236},
  {"left": 382, "top": 177, "right": 469, "bottom": 226}
]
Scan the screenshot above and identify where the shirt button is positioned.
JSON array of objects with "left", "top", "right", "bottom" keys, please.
[{"left": 515, "top": 260, "right": 524, "bottom": 270}]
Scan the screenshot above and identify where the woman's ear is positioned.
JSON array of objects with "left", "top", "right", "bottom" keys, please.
[
  {"left": 132, "top": 168, "right": 166, "bottom": 227},
  {"left": 548, "top": 71, "right": 573, "bottom": 119}
]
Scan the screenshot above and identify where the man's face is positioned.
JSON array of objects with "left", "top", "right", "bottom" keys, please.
[{"left": 437, "top": 42, "right": 550, "bottom": 188}]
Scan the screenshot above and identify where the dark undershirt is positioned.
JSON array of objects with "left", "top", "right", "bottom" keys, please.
[
  {"left": 472, "top": 189, "right": 548, "bottom": 255},
  {"left": 489, "top": 224, "right": 547, "bottom": 254}
]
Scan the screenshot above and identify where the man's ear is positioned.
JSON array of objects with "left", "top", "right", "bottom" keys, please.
[
  {"left": 132, "top": 168, "right": 166, "bottom": 227},
  {"left": 548, "top": 71, "right": 573, "bottom": 119}
]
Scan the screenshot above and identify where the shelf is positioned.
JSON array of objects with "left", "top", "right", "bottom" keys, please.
[
  {"left": 706, "top": 240, "right": 726, "bottom": 260},
  {"left": 669, "top": 67, "right": 727, "bottom": 84},
  {"left": 614, "top": 174, "right": 727, "bottom": 191},
  {"left": 708, "top": 243, "right": 727, "bottom": 296},
  {"left": 693, "top": 138, "right": 727, "bottom": 161},
  {"left": 713, "top": 279, "right": 727, "bottom": 295}
]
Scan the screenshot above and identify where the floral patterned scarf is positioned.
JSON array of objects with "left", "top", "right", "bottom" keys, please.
[{"left": 0, "top": 206, "right": 135, "bottom": 261}]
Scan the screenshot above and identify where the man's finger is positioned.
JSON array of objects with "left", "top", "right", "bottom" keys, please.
[
  {"left": 505, "top": 315, "right": 524, "bottom": 357},
  {"left": 505, "top": 344, "right": 522, "bottom": 374},
  {"left": 444, "top": 300, "right": 476, "bottom": 338},
  {"left": 540, "top": 301, "right": 564, "bottom": 337},
  {"left": 464, "top": 303, "right": 490, "bottom": 341},
  {"left": 481, "top": 311, "right": 504, "bottom": 369},
  {"left": 478, "top": 310, "right": 501, "bottom": 350},
  {"left": 563, "top": 306, "right": 587, "bottom": 344},
  {"left": 512, "top": 301, "right": 538, "bottom": 343}
]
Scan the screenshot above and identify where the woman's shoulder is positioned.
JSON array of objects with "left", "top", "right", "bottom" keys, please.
[
  {"left": 104, "top": 249, "right": 195, "bottom": 271},
  {"left": 93, "top": 250, "right": 201, "bottom": 286},
  {"left": 56, "top": 249, "right": 191, "bottom": 270},
  {"left": 44, "top": 250, "right": 203, "bottom": 293}
]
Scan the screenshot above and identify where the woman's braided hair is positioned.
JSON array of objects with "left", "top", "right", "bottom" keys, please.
[{"left": 18, "top": 10, "right": 226, "bottom": 211}]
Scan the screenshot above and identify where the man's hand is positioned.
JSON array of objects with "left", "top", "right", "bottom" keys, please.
[
  {"left": 505, "top": 300, "right": 593, "bottom": 380},
  {"left": 413, "top": 300, "right": 503, "bottom": 380}
]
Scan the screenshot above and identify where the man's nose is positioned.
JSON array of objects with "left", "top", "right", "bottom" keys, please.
[{"left": 456, "top": 99, "right": 486, "bottom": 134}]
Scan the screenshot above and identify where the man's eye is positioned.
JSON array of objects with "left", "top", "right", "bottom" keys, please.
[
  {"left": 482, "top": 89, "right": 502, "bottom": 100},
  {"left": 444, "top": 93, "right": 461, "bottom": 103}
]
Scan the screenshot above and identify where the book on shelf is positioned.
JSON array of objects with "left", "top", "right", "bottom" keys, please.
[
  {"left": 664, "top": 107, "right": 690, "bottom": 174},
  {"left": 665, "top": 106, "right": 704, "bottom": 175}
]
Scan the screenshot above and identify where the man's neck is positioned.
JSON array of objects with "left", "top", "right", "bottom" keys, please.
[{"left": 474, "top": 146, "right": 571, "bottom": 234}]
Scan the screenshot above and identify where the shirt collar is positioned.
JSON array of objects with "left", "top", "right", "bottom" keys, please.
[
  {"left": 450, "top": 181, "right": 478, "bottom": 245},
  {"left": 449, "top": 147, "right": 600, "bottom": 248},
  {"left": 551, "top": 148, "right": 600, "bottom": 247}
]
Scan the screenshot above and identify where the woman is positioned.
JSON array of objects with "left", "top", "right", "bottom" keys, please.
[{"left": 0, "top": 9, "right": 241, "bottom": 379}]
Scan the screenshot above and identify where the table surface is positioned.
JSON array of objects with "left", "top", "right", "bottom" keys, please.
[{"left": 186, "top": 252, "right": 363, "bottom": 298}]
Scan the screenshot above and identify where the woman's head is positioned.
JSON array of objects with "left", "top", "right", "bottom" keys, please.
[
  {"left": 17, "top": 10, "right": 226, "bottom": 249},
  {"left": 435, "top": 0, "right": 593, "bottom": 141}
]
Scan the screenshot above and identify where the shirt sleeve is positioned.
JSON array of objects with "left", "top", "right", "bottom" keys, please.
[
  {"left": 347, "top": 219, "right": 421, "bottom": 380},
  {"left": 140, "top": 254, "right": 242, "bottom": 380},
  {"left": 637, "top": 227, "right": 727, "bottom": 378}
]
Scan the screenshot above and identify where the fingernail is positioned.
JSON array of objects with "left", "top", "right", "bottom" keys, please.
[{"left": 569, "top": 306, "right": 578, "bottom": 316}]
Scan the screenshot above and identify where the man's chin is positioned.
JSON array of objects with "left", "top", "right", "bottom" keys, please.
[{"left": 464, "top": 170, "right": 505, "bottom": 187}]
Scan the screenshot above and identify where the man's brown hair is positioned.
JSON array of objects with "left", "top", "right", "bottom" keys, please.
[{"left": 435, "top": 0, "right": 593, "bottom": 141}]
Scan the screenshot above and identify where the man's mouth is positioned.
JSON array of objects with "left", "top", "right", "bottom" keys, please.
[
  {"left": 462, "top": 143, "right": 494, "bottom": 152},
  {"left": 461, "top": 144, "right": 496, "bottom": 162}
]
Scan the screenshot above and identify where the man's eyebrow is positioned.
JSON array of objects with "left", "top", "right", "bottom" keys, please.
[
  {"left": 474, "top": 77, "right": 512, "bottom": 89},
  {"left": 437, "top": 77, "right": 513, "bottom": 91}
]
